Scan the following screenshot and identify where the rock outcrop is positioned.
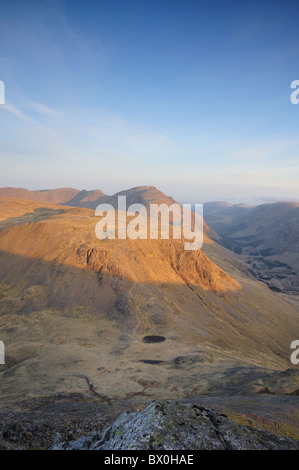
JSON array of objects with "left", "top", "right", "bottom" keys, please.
[{"left": 52, "top": 401, "right": 299, "bottom": 450}]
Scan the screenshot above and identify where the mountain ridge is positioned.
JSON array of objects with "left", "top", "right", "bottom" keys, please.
[
  {"left": 0, "top": 197, "right": 298, "bottom": 409},
  {"left": 204, "top": 200, "right": 299, "bottom": 294}
]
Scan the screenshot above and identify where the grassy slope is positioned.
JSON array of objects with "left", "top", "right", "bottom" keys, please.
[{"left": 0, "top": 198, "right": 298, "bottom": 412}]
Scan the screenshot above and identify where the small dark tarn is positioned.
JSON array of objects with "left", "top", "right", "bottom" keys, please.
[
  {"left": 142, "top": 335, "right": 166, "bottom": 344},
  {"left": 138, "top": 360, "right": 164, "bottom": 365}
]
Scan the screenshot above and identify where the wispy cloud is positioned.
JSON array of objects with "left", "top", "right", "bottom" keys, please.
[
  {"left": 226, "top": 138, "right": 299, "bottom": 162},
  {"left": 25, "top": 100, "right": 60, "bottom": 116},
  {"left": 2, "top": 101, "right": 30, "bottom": 121}
]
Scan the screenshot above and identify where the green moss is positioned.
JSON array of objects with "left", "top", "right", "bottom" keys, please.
[
  {"left": 152, "top": 431, "right": 165, "bottom": 447},
  {"left": 114, "top": 421, "right": 125, "bottom": 436}
]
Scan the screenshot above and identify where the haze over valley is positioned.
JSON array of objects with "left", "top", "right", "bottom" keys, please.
[{"left": 1, "top": 0, "right": 299, "bottom": 451}]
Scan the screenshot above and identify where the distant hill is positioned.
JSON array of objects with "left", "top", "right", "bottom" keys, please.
[
  {"left": 204, "top": 201, "right": 299, "bottom": 294},
  {"left": 0, "top": 187, "right": 80, "bottom": 204},
  {"left": 87, "top": 186, "right": 177, "bottom": 210},
  {"left": 64, "top": 189, "right": 106, "bottom": 208},
  {"left": 0, "top": 186, "right": 209, "bottom": 233},
  {"left": 0, "top": 186, "right": 180, "bottom": 210},
  {"left": 204, "top": 201, "right": 253, "bottom": 226}
]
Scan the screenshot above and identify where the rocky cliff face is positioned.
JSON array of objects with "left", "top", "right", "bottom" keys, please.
[{"left": 52, "top": 401, "right": 299, "bottom": 450}]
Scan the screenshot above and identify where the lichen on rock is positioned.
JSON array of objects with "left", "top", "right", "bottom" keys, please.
[{"left": 51, "top": 401, "right": 299, "bottom": 450}]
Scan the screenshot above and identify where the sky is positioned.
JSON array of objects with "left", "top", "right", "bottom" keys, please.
[{"left": 0, "top": 0, "right": 299, "bottom": 204}]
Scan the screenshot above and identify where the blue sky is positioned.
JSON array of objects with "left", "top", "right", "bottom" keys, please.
[{"left": 0, "top": 0, "right": 299, "bottom": 203}]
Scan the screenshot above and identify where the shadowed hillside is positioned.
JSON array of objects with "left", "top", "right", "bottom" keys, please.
[
  {"left": 0, "top": 197, "right": 298, "bottom": 411},
  {"left": 204, "top": 201, "right": 299, "bottom": 294}
]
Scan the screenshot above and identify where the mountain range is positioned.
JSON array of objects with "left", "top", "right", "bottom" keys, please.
[
  {"left": 0, "top": 186, "right": 177, "bottom": 210},
  {"left": 0, "top": 186, "right": 298, "bottom": 444},
  {"left": 204, "top": 201, "right": 299, "bottom": 295}
]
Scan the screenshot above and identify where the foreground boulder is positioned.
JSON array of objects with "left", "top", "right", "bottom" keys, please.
[{"left": 51, "top": 401, "right": 298, "bottom": 450}]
